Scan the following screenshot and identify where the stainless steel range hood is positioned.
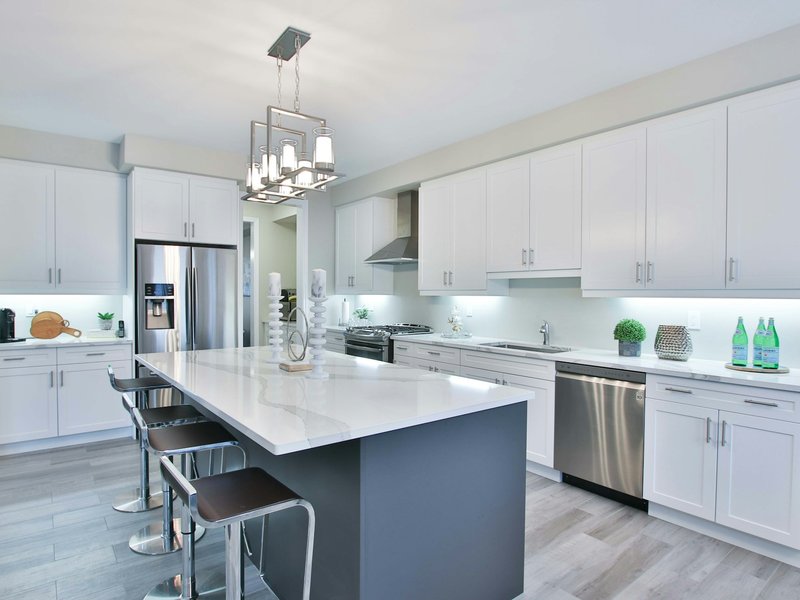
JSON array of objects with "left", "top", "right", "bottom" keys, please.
[{"left": 365, "top": 190, "right": 418, "bottom": 264}]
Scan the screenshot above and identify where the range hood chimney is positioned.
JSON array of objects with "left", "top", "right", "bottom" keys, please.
[{"left": 364, "top": 190, "right": 419, "bottom": 264}]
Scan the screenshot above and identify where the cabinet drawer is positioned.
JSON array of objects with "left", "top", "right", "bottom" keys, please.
[
  {"left": 648, "top": 374, "right": 799, "bottom": 422},
  {"left": 409, "top": 343, "right": 460, "bottom": 365},
  {"left": 325, "top": 342, "right": 346, "bottom": 354},
  {"left": 327, "top": 332, "right": 346, "bottom": 346},
  {"left": 57, "top": 344, "right": 132, "bottom": 365},
  {"left": 461, "top": 350, "right": 554, "bottom": 381},
  {"left": 0, "top": 348, "right": 56, "bottom": 369}
]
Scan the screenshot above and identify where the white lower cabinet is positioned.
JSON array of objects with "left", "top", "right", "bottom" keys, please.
[
  {"left": 325, "top": 330, "right": 346, "bottom": 354},
  {"left": 645, "top": 375, "right": 800, "bottom": 550},
  {"left": 393, "top": 342, "right": 460, "bottom": 375},
  {"left": 0, "top": 344, "right": 133, "bottom": 447}
]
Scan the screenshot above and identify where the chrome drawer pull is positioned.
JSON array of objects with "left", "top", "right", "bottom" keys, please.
[
  {"left": 427, "top": 351, "right": 440, "bottom": 356},
  {"left": 665, "top": 386, "right": 693, "bottom": 394},
  {"left": 3, "top": 357, "right": 25, "bottom": 361},
  {"left": 721, "top": 420, "right": 728, "bottom": 447},
  {"left": 395, "top": 346, "right": 408, "bottom": 351},
  {"left": 86, "top": 352, "right": 106, "bottom": 357},
  {"left": 744, "top": 399, "right": 779, "bottom": 408},
  {"left": 706, "top": 417, "right": 712, "bottom": 444}
]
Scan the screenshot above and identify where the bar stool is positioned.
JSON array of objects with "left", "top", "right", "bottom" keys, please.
[
  {"left": 108, "top": 365, "right": 180, "bottom": 513},
  {"left": 159, "top": 456, "right": 315, "bottom": 600},
  {"left": 130, "top": 407, "right": 243, "bottom": 558}
]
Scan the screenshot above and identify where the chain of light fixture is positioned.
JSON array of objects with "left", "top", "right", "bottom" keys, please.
[{"left": 242, "top": 26, "right": 344, "bottom": 204}]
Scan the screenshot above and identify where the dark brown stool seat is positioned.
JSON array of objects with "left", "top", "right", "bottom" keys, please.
[
  {"left": 108, "top": 366, "right": 190, "bottom": 514},
  {"left": 147, "top": 421, "right": 239, "bottom": 455},
  {"left": 139, "top": 404, "right": 203, "bottom": 429},
  {"left": 161, "top": 458, "right": 315, "bottom": 600}
]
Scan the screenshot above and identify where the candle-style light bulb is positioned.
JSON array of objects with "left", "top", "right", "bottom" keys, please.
[{"left": 313, "top": 127, "right": 334, "bottom": 171}]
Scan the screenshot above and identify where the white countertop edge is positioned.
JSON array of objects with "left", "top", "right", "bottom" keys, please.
[
  {"left": 0, "top": 337, "right": 133, "bottom": 351},
  {"left": 395, "top": 334, "right": 800, "bottom": 393}
]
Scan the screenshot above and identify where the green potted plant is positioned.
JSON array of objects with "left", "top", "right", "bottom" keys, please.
[
  {"left": 613, "top": 318, "right": 646, "bottom": 357},
  {"left": 98, "top": 312, "right": 115, "bottom": 331},
  {"left": 353, "top": 307, "right": 370, "bottom": 325}
]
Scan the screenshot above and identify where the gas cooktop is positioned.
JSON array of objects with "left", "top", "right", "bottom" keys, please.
[{"left": 345, "top": 323, "right": 432, "bottom": 341}]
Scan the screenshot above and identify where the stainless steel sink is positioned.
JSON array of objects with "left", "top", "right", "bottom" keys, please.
[{"left": 479, "top": 342, "right": 572, "bottom": 354}]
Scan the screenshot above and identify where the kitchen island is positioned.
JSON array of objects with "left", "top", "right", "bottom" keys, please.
[{"left": 137, "top": 347, "right": 532, "bottom": 600}]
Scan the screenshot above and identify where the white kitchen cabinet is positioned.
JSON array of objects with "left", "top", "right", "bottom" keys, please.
[
  {"left": 132, "top": 168, "right": 238, "bottom": 246},
  {"left": 393, "top": 341, "right": 460, "bottom": 375},
  {"left": 55, "top": 168, "right": 127, "bottom": 292},
  {"left": 645, "top": 105, "right": 727, "bottom": 290},
  {"left": 334, "top": 197, "right": 395, "bottom": 294},
  {"left": 727, "top": 81, "right": 800, "bottom": 289},
  {"left": 581, "top": 125, "right": 647, "bottom": 290},
  {"left": 486, "top": 145, "right": 582, "bottom": 277},
  {"left": 0, "top": 362, "right": 58, "bottom": 445},
  {"left": 419, "top": 168, "right": 504, "bottom": 294},
  {"left": 58, "top": 359, "right": 131, "bottom": 436},
  {"left": 325, "top": 330, "right": 346, "bottom": 354},
  {"left": 0, "top": 160, "right": 55, "bottom": 291},
  {"left": 645, "top": 375, "right": 800, "bottom": 550},
  {"left": 0, "top": 160, "right": 128, "bottom": 294}
]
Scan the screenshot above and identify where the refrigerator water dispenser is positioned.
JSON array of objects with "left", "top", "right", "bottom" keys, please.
[{"left": 144, "top": 283, "right": 174, "bottom": 330}]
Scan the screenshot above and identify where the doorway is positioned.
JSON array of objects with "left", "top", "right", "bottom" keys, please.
[{"left": 242, "top": 217, "right": 258, "bottom": 347}]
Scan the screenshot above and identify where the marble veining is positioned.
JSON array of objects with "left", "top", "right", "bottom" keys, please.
[
  {"left": 0, "top": 338, "right": 133, "bottom": 351},
  {"left": 136, "top": 347, "right": 532, "bottom": 455}
]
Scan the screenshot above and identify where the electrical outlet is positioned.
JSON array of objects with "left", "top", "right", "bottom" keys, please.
[{"left": 687, "top": 310, "right": 701, "bottom": 331}]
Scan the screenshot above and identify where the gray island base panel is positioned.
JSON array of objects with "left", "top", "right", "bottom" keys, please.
[
  {"left": 232, "top": 401, "right": 526, "bottom": 600},
  {"left": 136, "top": 349, "right": 529, "bottom": 600}
]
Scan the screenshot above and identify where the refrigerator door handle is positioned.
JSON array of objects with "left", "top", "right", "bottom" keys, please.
[
  {"left": 192, "top": 266, "right": 198, "bottom": 351},
  {"left": 186, "top": 267, "right": 193, "bottom": 350}
]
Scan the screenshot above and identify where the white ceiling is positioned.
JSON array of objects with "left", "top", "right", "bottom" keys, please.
[{"left": 2, "top": 1, "right": 800, "bottom": 179}]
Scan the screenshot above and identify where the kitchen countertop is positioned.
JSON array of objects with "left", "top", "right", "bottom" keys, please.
[
  {"left": 136, "top": 346, "right": 532, "bottom": 455},
  {"left": 0, "top": 337, "right": 133, "bottom": 351},
  {"left": 395, "top": 333, "right": 800, "bottom": 393}
]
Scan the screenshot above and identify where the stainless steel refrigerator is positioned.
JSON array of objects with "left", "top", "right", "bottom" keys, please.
[{"left": 136, "top": 243, "right": 238, "bottom": 354}]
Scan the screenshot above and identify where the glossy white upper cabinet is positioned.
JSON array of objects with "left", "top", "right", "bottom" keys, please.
[
  {"left": 0, "top": 160, "right": 127, "bottom": 294},
  {"left": 0, "top": 160, "right": 55, "bottom": 291},
  {"left": 486, "top": 156, "right": 530, "bottom": 273},
  {"left": 727, "top": 81, "right": 800, "bottom": 289},
  {"left": 419, "top": 168, "right": 504, "bottom": 295},
  {"left": 132, "top": 168, "right": 238, "bottom": 246},
  {"left": 645, "top": 105, "right": 727, "bottom": 290},
  {"left": 334, "top": 196, "right": 395, "bottom": 294},
  {"left": 581, "top": 125, "right": 647, "bottom": 291},
  {"left": 55, "top": 169, "right": 127, "bottom": 292}
]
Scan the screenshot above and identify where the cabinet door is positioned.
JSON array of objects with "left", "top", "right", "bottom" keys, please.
[
  {"left": 189, "top": 176, "right": 238, "bottom": 246},
  {"left": 133, "top": 169, "right": 189, "bottom": 242},
  {"left": 0, "top": 160, "right": 55, "bottom": 291},
  {"left": 643, "top": 399, "right": 718, "bottom": 520},
  {"left": 415, "top": 358, "right": 459, "bottom": 376},
  {"left": 0, "top": 366, "right": 58, "bottom": 444},
  {"left": 530, "top": 143, "right": 582, "bottom": 271},
  {"left": 55, "top": 169, "right": 127, "bottom": 292},
  {"left": 716, "top": 411, "right": 800, "bottom": 549},
  {"left": 581, "top": 126, "right": 647, "bottom": 290},
  {"left": 58, "top": 360, "right": 132, "bottom": 436},
  {"left": 450, "top": 169, "right": 488, "bottom": 290},
  {"left": 727, "top": 82, "right": 800, "bottom": 289},
  {"left": 486, "top": 157, "right": 530, "bottom": 273},
  {"left": 506, "top": 373, "right": 554, "bottom": 468},
  {"left": 418, "top": 180, "right": 453, "bottom": 291},
  {"left": 334, "top": 203, "right": 356, "bottom": 293},
  {"left": 351, "top": 200, "right": 375, "bottom": 292},
  {"left": 646, "top": 106, "right": 727, "bottom": 289}
]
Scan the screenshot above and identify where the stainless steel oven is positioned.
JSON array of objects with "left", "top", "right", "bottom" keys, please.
[{"left": 344, "top": 324, "right": 432, "bottom": 362}]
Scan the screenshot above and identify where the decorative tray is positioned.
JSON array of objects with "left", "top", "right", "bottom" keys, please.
[{"left": 724, "top": 363, "right": 789, "bottom": 374}]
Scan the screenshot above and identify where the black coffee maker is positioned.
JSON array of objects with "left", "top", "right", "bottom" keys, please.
[{"left": 0, "top": 308, "right": 17, "bottom": 342}]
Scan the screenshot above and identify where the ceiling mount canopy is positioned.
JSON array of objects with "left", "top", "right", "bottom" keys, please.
[{"left": 243, "top": 26, "right": 344, "bottom": 205}]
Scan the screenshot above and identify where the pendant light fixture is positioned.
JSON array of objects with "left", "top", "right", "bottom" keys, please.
[{"left": 243, "top": 27, "right": 344, "bottom": 204}]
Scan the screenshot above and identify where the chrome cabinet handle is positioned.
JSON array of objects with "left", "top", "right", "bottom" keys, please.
[
  {"left": 427, "top": 351, "right": 440, "bottom": 356},
  {"left": 522, "top": 249, "right": 527, "bottom": 266},
  {"left": 434, "top": 366, "right": 440, "bottom": 373},
  {"left": 86, "top": 352, "right": 106, "bottom": 357},
  {"left": 665, "top": 386, "right": 693, "bottom": 394},
  {"left": 646, "top": 261, "right": 654, "bottom": 283},
  {"left": 396, "top": 345, "right": 408, "bottom": 351},
  {"left": 48, "top": 268, "right": 52, "bottom": 284},
  {"left": 192, "top": 223, "right": 196, "bottom": 238},
  {"left": 494, "top": 378, "right": 501, "bottom": 384},
  {"left": 428, "top": 366, "right": 433, "bottom": 372},
  {"left": 448, "top": 271, "right": 453, "bottom": 286},
  {"left": 184, "top": 222, "right": 188, "bottom": 237},
  {"left": 3, "top": 357, "right": 25, "bottom": 361},
  {"left": 744, "top": 399, "right": 779, "bottom": 408},
  {"left": 728, "top": 257, "right": 736, "bottom": 282},
  {"left": 721, "top": 420, "right": 728, "bottom": 447},
  {"left": 706, "top": 417, "right": 712, "bottom": 444},
  {"left": 57, "top": 268, "right": 62, "bottom": 284},
  {"left": 502, "top": 379, "right": 508, "bottom": 385},
  {"left": 529, "top": 248, "right": 534, "bottom": 266},
  {"left": 635, "top": 262, "right": 642, "bottom": 283},
  {"left": 59, "top": 370, "right": 64, "bottom": 387},
  {"left": 50, "top": 371, "right": 54, "bottom": 388}
]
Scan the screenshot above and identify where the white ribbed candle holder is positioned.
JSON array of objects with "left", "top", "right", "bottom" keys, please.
[
  {"left": 266, "top": 295, "right": 283, "bottom": 363},
  {"left": 306, "top": 295, "right": 328, "bottom": 379}
]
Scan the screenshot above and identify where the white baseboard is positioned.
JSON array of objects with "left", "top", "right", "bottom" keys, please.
[
  {"left": 0, "top": 427, "right": 133, "bottom": 456},
  {"left": 526, "top": 460, "right": 562, "bottom": 482},
  {"left": 649, "top": 503, "right": 800, "bottom": 568}
]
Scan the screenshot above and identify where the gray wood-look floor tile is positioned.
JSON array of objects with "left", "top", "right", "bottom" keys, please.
[{"left": 3, "top": 438, "right": 800, "bottom": 599}]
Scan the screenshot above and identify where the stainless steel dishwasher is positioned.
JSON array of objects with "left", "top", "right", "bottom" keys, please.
[{"left": 554, "top": 362, "right": 647, "bottom": 509}]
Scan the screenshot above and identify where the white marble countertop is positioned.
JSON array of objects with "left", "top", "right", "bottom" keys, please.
[
  {"left": 136, "top": 347, "right": 532, "bottom": 455},
  {"left": 395, "top": 334, "right": 800, "bottom": 393},
  {"left": 0, "top": 337, "right": 133, "bottom": 351}
]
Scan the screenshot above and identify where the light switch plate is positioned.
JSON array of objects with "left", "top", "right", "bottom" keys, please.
[{"left": 687, "top": 310, "right": 701, "bottom": 330}]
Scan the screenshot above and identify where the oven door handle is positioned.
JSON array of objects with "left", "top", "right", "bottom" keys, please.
[{"left": 344, "top": 342, "right": 386, "bottom": 355}]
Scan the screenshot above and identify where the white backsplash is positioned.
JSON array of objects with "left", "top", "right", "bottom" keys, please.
[
  {"left": 329, "top": 266, "right": 800, "bottom": 368},
  {"left": 0, "top": 295, "right": 125, "bottom": 336}
]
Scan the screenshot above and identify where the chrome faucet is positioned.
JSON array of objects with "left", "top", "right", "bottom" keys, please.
[{"left": 539, "top": 320, "right": 550, "bottom": 346}]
